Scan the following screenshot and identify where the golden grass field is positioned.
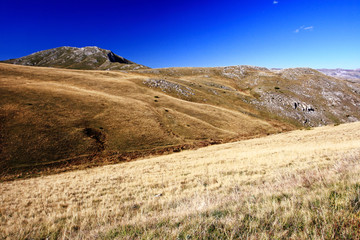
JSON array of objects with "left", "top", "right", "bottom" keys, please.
[
  {"left": 1, "top": 121, "right": 360, "bottom": 239},
  {"left": 0, "top": 63, "right": 294, "bottom": 180}
]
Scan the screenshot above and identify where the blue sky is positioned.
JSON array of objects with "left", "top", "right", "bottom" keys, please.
[{"left": 0, "top": 0, "right": 359, "bottom": 69}]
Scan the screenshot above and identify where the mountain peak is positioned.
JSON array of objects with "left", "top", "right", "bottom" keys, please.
[{"left": 1, "top": 46, "right": 148, "bottom": 70}]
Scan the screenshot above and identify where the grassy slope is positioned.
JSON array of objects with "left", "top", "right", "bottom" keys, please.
[
  {"left": 0, "top": 63, "right": 294, "bottom": 180},
  {"left": 140, "top": 66, "right": 360, "bottom": 127},
  {"left": 1, "top": 122, "right": 360, "bottom": 239}
]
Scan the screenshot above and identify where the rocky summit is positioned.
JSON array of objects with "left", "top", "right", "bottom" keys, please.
[{"left": 1, "top": 46, "right": 149, "bottom": 70}]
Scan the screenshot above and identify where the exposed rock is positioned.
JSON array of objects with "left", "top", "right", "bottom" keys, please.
[
  {"left": 222, "top": 65, "right": 270, "bottom": 79},
  {"left": 279, "top": 68, "right": 317, "bottom": 80},
  {"left": 139, "top": 65, "right": 360, "bottom": 127},
  {"left": 143, "top": 79, "right": 195, "bottom": 97},
  {"left": 204, "top": 82, "right": 234, "bottom": 91},
  {"left": 107, "top": 51, "right": 132, "bottom": 64}
]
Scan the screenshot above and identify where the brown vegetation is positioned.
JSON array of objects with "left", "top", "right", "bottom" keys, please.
[
  {"left": 0, "top": 63, "right": 295, "bottom": 180},
  {"left": 1, "top": 122, "right": 360, "bottom": 239}
]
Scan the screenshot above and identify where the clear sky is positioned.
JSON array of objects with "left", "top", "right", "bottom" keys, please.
[{"left": 1, "top": 0, "right": 359, "bottom": 69}]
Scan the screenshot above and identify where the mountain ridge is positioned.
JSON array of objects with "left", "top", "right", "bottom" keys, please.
[
  {"left": 1, "top": 46, "right": 149, "bottom": 70},
  {"left": 317, "top": 68, "right": 360, "bottom": 82},
  {"left": 3, "top": 46, "right": 360, "bottom": 82}
]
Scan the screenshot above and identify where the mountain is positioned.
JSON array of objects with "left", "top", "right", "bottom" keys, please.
[
  {"left": 1, "top": 63, "right": 360, "bottom": 180},
  {"left": 317, "top": 68, "right": 360, "bottom": 82},
  {"left": 1, "top": 46, "right": 149, "bottom": 70}
]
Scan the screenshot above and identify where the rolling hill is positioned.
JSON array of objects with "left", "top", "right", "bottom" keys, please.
[
  {"left": 138, "top": 66, "right": 360, "bottom": 126},
  {"left": 1, "top": 60, "right": 360, "bottom": 180},
  {"left": 0, "top": 63, "right": 293, "bottom": 180},
  {"left": 1, "top": 46, "right": 360, "bottom": 239}
]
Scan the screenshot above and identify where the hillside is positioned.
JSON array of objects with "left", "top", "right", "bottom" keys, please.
[
  {"left": 138, "top": 66, "right": 360, "bottom": 126},
  {"left": 0, "top": 63, "right": 293, "bottom": 180},
  {"left": 1, "top": 122, "right": 360, "bottom": 239},
  {"left": 1, "top": 63, "right": 360, "bottom": 180},
  {"left": 1, "top": 46, "right": 149, "bottom": 70}
]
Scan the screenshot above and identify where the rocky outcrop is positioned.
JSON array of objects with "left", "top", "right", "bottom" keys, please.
[
  {"left": 245, "top": 68, "right": 360, "bottom": 126},
  {"left": 139, "top": 65, "right": 360, "bottom": 127},
  {"left": 143, "top": 79, "right": 195, "bottom": 97},
  {"left": 107, "top": 51, "right": 133, "bottom": 64}
]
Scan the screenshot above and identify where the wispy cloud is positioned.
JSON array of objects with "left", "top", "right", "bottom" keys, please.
[
  {"left": 294, "top": 25, "right": 314, "bottom": 33},
  {"left": 273, "top": 1, "right": 279, "bottom": 4}
]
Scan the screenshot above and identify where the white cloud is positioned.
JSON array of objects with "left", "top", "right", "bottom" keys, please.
[
  {"left": 273, "top": 1, "right": 279, "bottom": 4},
  {"left": 294, "top": 26, "right": 314, "bottom": 33},
  {"left": 304, "top": 26, "right": 314, "bottom": 30}
]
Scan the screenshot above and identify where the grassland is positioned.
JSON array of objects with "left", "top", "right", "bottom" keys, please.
[
  {"left": 2, "top": 62, "right": 360, "bottom": 180},
  {"left": 1, "top": 122, "right": 360, "bottom": 239},
  {"left": 0, "top": 63, "right": 295, "bottom": 180}
]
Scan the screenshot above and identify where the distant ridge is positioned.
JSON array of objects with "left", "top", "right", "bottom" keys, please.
[
  {"left": 1, "top": 46, "right": 149, "bottom": 70},
  {"left": 317, "top": 68, "right": 360, "bottom": 82}
]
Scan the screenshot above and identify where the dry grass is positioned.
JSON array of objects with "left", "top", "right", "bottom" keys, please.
[
  {"left": 1, "top": 122, "right": 360, "bottom": 239},
  {"left": 0, "top": 63, "right": 294, "bottom": 179}
]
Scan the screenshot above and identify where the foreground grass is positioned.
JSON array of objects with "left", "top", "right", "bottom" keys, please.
[
  {"left": 104, "top": 180, "right": 360, "bottom": 240},
  {"left": 1, "top": 122, "right": 360, "bottom": 239}
]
